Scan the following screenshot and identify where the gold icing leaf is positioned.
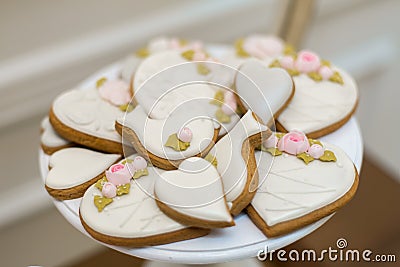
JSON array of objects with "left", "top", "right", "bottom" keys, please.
[
  {"left": 96, "top": 77, "right": 107, "bottom": 88},
  {"left": 116, "top": 183, "right": 131, "bottom": 196},
  {"left": 283, "top": 44, "right": 296, "bottom": 56},
  {"left": 119, "top": 103, "right": 134, "bottom": 112},
  {"left": 205, "top": 153, "right": 218, "bottom": 167},
  {"left": 215, "top": 108, "right": 231, "bottom": 123},
  {"left": 264, "top": 147, "right": 283, "bottom": 156},
  {"left": 120, "top": 158, "right": 133, "bottom": 165},
  {"left": 135, "top": 47, "right": 150, "bottom": 58},
  {"left": 329, "top": 71, "right": 344, "bottom": 85},
  {"left": 235, "top": 39, "right": 250, "bottom": 57},
  {"left": 197, "top": 63, "right": 210, "bottom": 75},
  {"left": 308, "top": 72, "right": 323, "bottom": 82},
  {"left": 94, "top": 195, "right": 113, "bottom": 212},
  {"left": 321, "top": 59, "right": 331, "bottom": 67},
  {"left": 269, "top": 59, "right": 281, "bottom": 68},
  {"left": 165, "top": 134, "right": 191, "bottom": 151},
  {"left": 132, "top": 168, "right": 149, "bottom": 179},
  {"left": 286, "top": 69, "right": 300, "bottom": 76},
  {"left": 179, "top": 38, "right": 188, "bottom": 46},
  {"left": 308, "top": 138, "right": 322, "bottom": 146},
  {"left": 297, "top": 152, "right": 315, "bottom": 164},
  {"left": 95, "top": 176, "right": 108, "bottom": 191},
  {"left": 319, "top": 150, "right": 337, "bottom": 162},
  {"left": 275, "top": 132, "right": 285, "bottom": 139},
  {"left": 210, "top": 90, "right": 224, "bottom": 106},
  {"left": 181, "top": 50, "right": 195, "bottom": 61}
]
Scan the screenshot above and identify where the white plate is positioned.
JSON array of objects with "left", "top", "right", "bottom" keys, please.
[{"left": 39, "top": 48, "right": 363, "bottom": 264}]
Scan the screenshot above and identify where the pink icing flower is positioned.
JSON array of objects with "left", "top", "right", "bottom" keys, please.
[
  {"left": 319, "top": 65, "right": 334, "bottom": 80},
  {"left": 307, "top": 144, "right": 325, "bottom": 159},
  {"left": 295, "top": 50, "right": 321, "bottom": 73},
  {"left": 132, "top": 156, "right": 147, "bottom": 171},
  {"left": 224, "top": 90, "right": 236, "bottom": 102},
  {"left": 278, "top": 130, "right": 310, "bottom": 155},
  {"left": 106, "top": 163, "right": 131, "bottom": 186},
  {"left": 280, "top": 56, "right": 295, "bottom": 70},
  {"left": 243, "top": 35, "right": 284, "bottom": 58},
  {"left": 192, "top": 51, "right": 207, "bottom": 61},
  {"left": 263, "top": 135, "right": 279, "bottom": 148},
  {"left": 102, "top": 182, "right": 117, "bottom": 198},
  {"left": 98, "top": 80, "right": 131, "bottom": 106},
  {"left": 177, "top": 127, "right": 193, "bottom": 143},
  {"left": 221, "top": 99, "right": 237, "bottom": 115}
]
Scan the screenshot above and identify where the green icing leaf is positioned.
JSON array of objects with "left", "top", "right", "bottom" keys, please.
[
  {"left": 119, "top": 103, "right": 134, "bottom": 112},
  {"left": 321, "top": 59, "right": 331, "bottom": 67},
  {"left": 94, "top": 195, "right": 113, "bottom": 212},
  {"left": 165, "top": 134, "right": 191, "bottom": 151},
  {"left": 135, "top": 47, "right": 150, "bottom": 58},
  {"left": 235, "top": 39, "right": 250, "bottom": 57},
  {"left": 264, "top": 147, "right": 283, "bottom": 156},
  {"left": 308, "top": 138, "right": 322, "bottom": 146},
  {"left": 96, "top": 77, "right": 107, "bottom": 88},
  {"left": 329, "top": 71, "right": 344, "bottom": 85},
  {"left": 275, "top": 132, "right": 285, "bottom": 139},
  {"left": 215, "top": 108, "right": 231, "bottom": 123},
  {"left": 116, "top": 183, "right": 131, "bottom": 196},
  {"left": 308, "top": 72, "right": 323, "bottom": 82},
  {"left": 95, "top": 176, "right": 108, "bottom": 191},
  {"left": 181, "top": 50, "right": 195, "bottom": 61},
  {"left": 319, "top": 150, "right": 337, "bottom": 162},
  {"left": 179, "top": 39, "right": 188, "bottom": 46},
  {"left": 286, "top": 68, "right": 300, "bottom": 76},
  {"left": 283, "top": 44, "right": 296, "bottom": 56},
  {"left": 132, "top": 168, "right": 149, "bottom": 179},
  {"left": 269, "top": 59, "right": 281, "bottom": 68},
  {"left": 204, "top": 153, "right": 218, "bottom": 167},
  {"left": 120, "top": 158, "right": 133, "bottom": 165},
  {"left": 297, "top": 152, "right": 315, "bottom": 164},
  {"left": 210, "top": 90, "right": 225, "bottom": 106},
  {"left": 197, "top": 63, "right": 210, "bottom": 75}
]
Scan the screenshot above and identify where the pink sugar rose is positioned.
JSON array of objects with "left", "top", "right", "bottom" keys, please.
[
  {"left": 278, "top": 130, "right": 310, "bottom": 155},
  {"left": 263, "top": 134, "right": 279, "bottom": 148},
  {"left": 243, "top": 35, "right": 284, "bottom": 58},
  {"left": 98, "top": 79, "right": 131, "bottom": 106},
  {"left": 280, "top": 56, "right": 295, "bottom": 70},
  {"left": 177, "top": 127, "right": 193, "bottom": 143},
  {"left": 132, "top": 156, "right": 147, "bottom": 171},
  {"left": 106, "top": 163, "right": 131, "bottom": 186},
  {"left": 295, "top": 50, "right": 321, "bottom": 73},
  {"left": 319, "top": 65, "right": 334, "bottom": 80},
  {"left": 307, "top": 144, "right": 325, "bottom": 159},
  {"left": 102, "top": 182, "right": 117, "bottom": 198},
  {"left": 221, "top": 99, "right": 237, "bottom": 116}
]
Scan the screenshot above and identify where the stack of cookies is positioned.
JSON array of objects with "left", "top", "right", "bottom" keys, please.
[{"left": 41, "top": 35, "right": 359, "bottom": 247}]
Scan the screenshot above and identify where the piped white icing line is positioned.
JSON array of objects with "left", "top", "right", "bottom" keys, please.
[
  {"left": 80, "top": 156, "right": 188, "bottom": 238},
  {"left": 235, "top": 59, "right": 294, "bottom": 124},
  {"left": 118, "top": 105, "right": 219, "bottom": 160},
  {"left": 251, "top": 143, "right": 356, "bottom": 226},
  {"left": 154, "top": 157, "right": 232, "bottom": 222},
  {"left": 46, "top": 148, "right": 120, "bottom": 190},
  {"left": 276, "top": 67, "right": 358, "bottom": 133},
  {"left": 52, "top": 88, "right": 125, "bottom": 143},
  {"left": 209, "top": 110, "right": 267, "bottom": 205},
  {"left": 41, "top": 116, "right": 71, "bottom": 148}
]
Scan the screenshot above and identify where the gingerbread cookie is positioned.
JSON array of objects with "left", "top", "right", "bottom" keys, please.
[
  {"left": 247, "top": 131, "right": 359, "bottom": 237},
  {"left": 155, "top": 157, "right": 234, "bottom": 228},
  {"left": 79, "top": 154, "right": 209, "bottom": 247},
  {"left": 45, "top": 147, "right": 121, "bottom": 200},
  {"left": 116, "top": 104, "right": 220, "bottom": 170},
  {"left": 40, "top": 116, "right": 74, "bottom": 155},
  {"left": 50, "top": 77, "right": 133, "bottom": 154},
  {"left": 234, "top": 58, "right": 294, "bottom": 125},
  {"left": 207, "top": 110, "right": 269, "bottom": 215}
]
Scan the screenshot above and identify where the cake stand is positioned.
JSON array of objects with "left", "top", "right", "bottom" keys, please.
[{"left": 39, "top": 52, "right": 363, "bottom": 264}]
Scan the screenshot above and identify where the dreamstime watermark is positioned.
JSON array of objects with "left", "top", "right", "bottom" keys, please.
[{"left": 257, "top": 238, "right": 397, "bottom": 263}]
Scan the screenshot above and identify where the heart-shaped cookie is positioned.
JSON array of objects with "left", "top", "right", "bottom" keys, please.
[
  {"left": 235, "top": 59, "right": 294, "bottom": 125},
  {"left": 41, "top": 116, "right": 73, "bottom": 155},
  {"left": 247, "top": 133, "right": 359, "bottom": 237},
  {"left": 80, "top": 155, "right": 209, "bottom": 247},
  {"left": 45, "top": 148, "right": 121, "bottom": 200},
  {"left": 154, "top": 157, "right": 234, "bottom": 228}
]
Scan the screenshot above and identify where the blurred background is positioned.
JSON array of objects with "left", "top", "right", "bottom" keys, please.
[{"left": 0, "top": 0, "right": 399, "bottom": 266}]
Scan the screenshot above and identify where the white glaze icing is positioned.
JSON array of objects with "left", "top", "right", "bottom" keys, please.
[
  {"left": 209, "top": 111, "right": 267, "bottom": 206},
  {"left": 41, "top": 116, "right": 71, "bottom": 148},
  {"left": 235, "top": 59, "right": 294, "bottom": 124},
  {"left": 52, "top": 88, "right": 125, "bottom": 143},
  {"left": 251, "top": 143, "right": 356, "bottom": 226},
  {"left": 118, "top": 105, "right": 219, "bottom": 160},
  {"left": 154, "top": 157, "right": 232, "bottom": 223},
  {"left": 120, "top": 55, "right": 142, "bottom": 82},
  {"left": 276, "top": 67, "right": 358, "bottom": 133},
  {"left": 80, "top": 155, "right": 189, "bottom": 238},
  {"left": 46, "top": 148, "right": 120, "bottom": 189}
]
